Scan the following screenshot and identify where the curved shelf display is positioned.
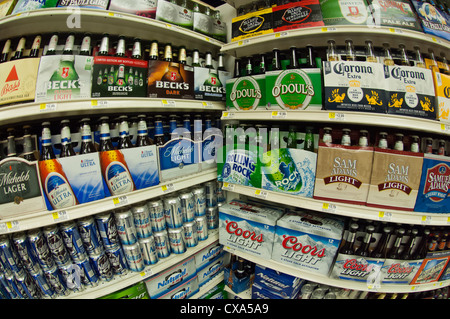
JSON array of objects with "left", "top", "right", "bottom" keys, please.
[
  {"left": 223, "top": 183, "right": 450, "bottom": 226},
  {"left": 62, "top": 230, "right": 219, "bottom": 299},
  {"left": 0, "top": 168, "right": 217, "bottom": 236},
  {"left": 220, "top": 25, "right": 450, "bottom": 58},
  {"left": 221, "top": 110, "right": 450, "bottom": 137},
  {"left": 223, "top": 246, "right": 450, "bottom": 294},
  {"left": 0, "top": 8, "right": 224, "bottom": 55}
]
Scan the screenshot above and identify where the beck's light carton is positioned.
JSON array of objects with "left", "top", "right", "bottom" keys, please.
[
  {"left": 271, "top": 210, "right": 344, "bottom": 276},
  {"left": 219, "top": 199, "right": 285, "bottom": 259}
]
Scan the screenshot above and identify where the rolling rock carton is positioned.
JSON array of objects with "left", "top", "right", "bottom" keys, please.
[
  {"left": 11, "top": 0, "right": 58, "bottom": 15},
  {"left": 108, "top": 0, "right": 158, "bottom": 19},
  {"left": 272, "top": 0, "right": 324, "bottom": 32},
  {"left": 219, "top": 199, "right": 285, "bottom": 259},
  {"left": 313, "top": 128, "right": 374, "bottom": 205},
  {"left": 271, "top": 210, "right": 345, "bottom": 276}
]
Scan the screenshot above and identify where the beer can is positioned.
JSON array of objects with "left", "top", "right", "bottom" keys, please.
[
  {"left": 179, "top": 191, "right": 195, "bottom": 222},
  {"left": 89, "top": 250, "right": 114, "bottom": 282},
  {"left": 216, "top": 182, "right": 226, "bottom": 203},
  {"left": 205, "top": 181, "right": 217, "bottom": 208},
  {"left": 95, "top": 212, "right": 120, "bottom": 249},
  {"left": 30, "top": 269, "right": 54, "bottom": 298},
  {"left": 0, "top": 272, "right": 17, "bottom": 299},
  {"left": 132, "top": 204, "right": 153, "bottom": 239},
  {"left": 75, "top": 257, "right": 99, "bottom": 287},
  {"left": 168, "top": 227, "right": 186, "bottom": 254},
  {"left": 4, "top": 271, "right": 25, "bottom": 298},
  {"left": 147, "top": 200, "right": 166, "bottom": 232},
  {"left": 139, "top": 236, "right": 158, "bottom": 266},
  {"left": 43, "top": 266, "right": 70, "bottom": 297},
  {"left": 153, "top": 230, "right": 171, "bottom": 259},
  {"left": 14, "top": 271, "right": 39, "bottom": 299},
  {"left": 192, "top": 186, "right": 206, "bottom": 216},
  {"left": 43, "top": 225, "right": 71, "bottom": 266},
  {"left": 164, "top": 196, "right": 184, "bottom": 229},
  {"left": 58, "top": 262, "right": 85, "bottom": 292},
  {"left": 114, "top": 208, "right": 138, "bottom": 245},
  {"left": 27, "top": 229, "right": 55, "bottom": 270},
  {"left": 0, "top": 235, "right": 24, "bottom": 274},
  {"left": 77, "top": 217, "right": 104, "bottom": 256},
  {"left": 206, "top": 206, "right": 219, "bottom": 229},
  {"left": 122, "top": 243, "right": 144, "bottom": 272},
  {"left": 11, "top": 232, "right": 40, "bottom": 274},
  {"left": 105, "top": 245, "right": 128, "bottom": 276},
  {"left": 195, "top": 215, "right": 209, "bottom": 241},
  {"left": 183, "top": 222, "right": 198, "bottom": 248},
  {"left": 59, "top": 221, "right": 87, "bottom": 262}
]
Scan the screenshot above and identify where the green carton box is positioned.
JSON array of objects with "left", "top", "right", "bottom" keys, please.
[
  {"left": 225, "top": 74, "right": 266, "bottom": 111},
  {"left": 99, "top": 282, "right": 150, "bottom": 299}
]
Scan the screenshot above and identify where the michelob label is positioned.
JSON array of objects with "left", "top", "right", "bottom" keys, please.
[
  {"left": 11, "top": 0, "right": 58, "bottom": 14},
  {"left": 266, "top": 68, "right": 322, "bottom": 110},
  {"left": 432, "top": 71, "right": 450, "bottom": 123},
  {"left": 121, "top": 145, "right": 159, "bottom": 190},
  {"left": 158, "top": 138, "right": 200, "bottom": 182},
  {"left": 323, "top": 61, "right": 387, "bottom": 113},
  {"left": 319, "top": 0, "right": 374, "bottom": 25},
  {"left": 100, "top": 150, "right": 135, "bottom": 195},
  {"left": 231, "top": 7, "right": 273, "bottom": 42},
  {"left": 225, "top": 75, "right": 265, "bottom": 111},
  {"left": 385, "top": 65, "right": 437, "bottom": 120},
  {"left": 35, "top": 55, "right": 93, "bottom": 103},
  {"left": 367, "top": 0, "right": 422, "bottom": 31}
]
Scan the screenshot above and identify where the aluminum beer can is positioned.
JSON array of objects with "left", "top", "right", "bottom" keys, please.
[
  {"left": 183, "top": 222, "right": 198, "bottom": 248},
  {"left": 195, "top": 215, "right": 209, "bottom": 241},
  {"left": 43, "top": 266, "right": 70, "bottom": 297},
  {"left": 164, "top": 196, "right": 184, "bottom": 229},
  {"left": 153, "top": 230, "right": 171, "bottom": 259},
  {"left": 114, "top": 208, "right": 138, "bottom": 245},
  {"left": 122, "top": 243, "right": 144, "bottom": 272},
  {"left": 43, "top": 225, "right": 71, "bottom": 266},
  {"left": 132, "top": 204, "right": 153, "bottom": 239},
  {"left": 0, "top": 271, "right": 17, "bottom": 299},
  {"left": 59, "top": 221, "right": 87, "bottom": 262},
  {"left": 89, "top": 250, "right": 114, "bottom": 282},
  {"left": 14, "top": 271, "right": 39, "bottom": 299},
  {"left": 206, "top": 206, "right": 219, "bottom": 229},
  {"left": 139, "top": 236, "right": 158, "bottom": 266},
  {"left": 192, "top": 186, "right": 206, "bottom": 216},
  {"left": 58, "top": 261, "right": 85, "bottom": 292},
  {"left": 77, "top": 217, "right": 104, "bottom": 256},
  {"left": 76, "top": 257, "right": 100, "bottom": 287},
  {"left": 0, "top": 234, "right": 24, "bottom": 274},
  {"left": 4, "top": 271, "right": 25, "bottom": 298},
  {"left": 147, "top": 200, "right": 166, "bottom": 232},
  {"left": 168, "top": 227, "right": 186, "bottom": 254},
  {"left": 30, "top": 269, "right": 54, "bottom": 298},
  {"left": 95, "top": 212, "right": 120, "bottom": 249},
  {"left": 179, "top": 191, "right": 195, "bottom": 222},
  {"left": 216, "top": 182, "right": 226, "bottom": 203},
  {"left": 205, "top": 181, "right": 217, "bottom": 208},
  {"left": 11, "top": 232, "right": 40, "bottom": 274},
  {"left": 105, "top": 245, "right": 128, "bottom": 275},
  {"left": 27, "top": 229, "right": 55, "bottom": 270}
]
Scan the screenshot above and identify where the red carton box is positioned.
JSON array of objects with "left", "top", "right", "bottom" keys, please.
[{"left": 272, "top": 0, "right": 324, "bottom": 32}]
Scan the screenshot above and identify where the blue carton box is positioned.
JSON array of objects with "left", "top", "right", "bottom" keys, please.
[{"left": 253, "top": 264, "right": 303, "bottom": 298}]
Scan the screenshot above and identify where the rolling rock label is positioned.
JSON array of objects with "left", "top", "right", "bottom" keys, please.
[
  {"left": 231, "top": 7, "right": 274, "bottom": 42},
  {"left": 323, "top": 61, "right": 387, "bottom": 113},
  {"left": 414, "top": 154, "right": 450, "bottom": 214},
  {"left": 385, "top": 65, "right": 437, "bottom": 120},
  {"left": 366, "top": 148, "right": 423, "bottom": 211},
  {"left": 432, "top": 71, "right": 450, "bottom": 123},
  {"left": 367, "top": 0, "right": 422, "bottom": 31},
  {"left": 272, "top": 0, "right": 324, "bottom": 32},
  {"left": 11, "top": 0, "right": 58, "bottom": 15},
  {"left": 313, "top": 143, "right": 374, "bottom": 205},
  {"left": 265, "top": 68, "right": 322, "bottom": 110},
  {"left": 225, "top": 75, "right": 265, "bottom": 111},
  {"left": 319, "top": 0, "right": 374, "bottom": 25}
]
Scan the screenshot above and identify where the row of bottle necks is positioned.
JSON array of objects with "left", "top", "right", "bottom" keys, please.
[{"left": 0, "top": 33, "right": 227, "bottom": 70}]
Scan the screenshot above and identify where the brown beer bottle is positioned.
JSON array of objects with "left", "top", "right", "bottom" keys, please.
[
  {"left": 371, "top": 225, "right": 393, "bottom": 259},
  {"left": 387, "top": 228, "right": 405, "bottom": 259},
  {"left": 355, "top": 225, "right": 375, "bottom": 257},
  {"left": 340, "top": 223, "right": 359, "bottom": 255}
]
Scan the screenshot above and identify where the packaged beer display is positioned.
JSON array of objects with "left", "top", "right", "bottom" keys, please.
[
  {"left": 100, "top": 281, "right": 150, "bottom": 299},
  {"left": 272, "top": 0, "right": 324, "bottom": 32},
  {"left": 319, "top": 0, "right": 375, "bottom": 26},
  {"left": 192, "top": 3, "right": 227, "bottom": 42},
  {"left": 155, "top": 0, "right": 194, "bottom": 30},
  {"left": 231, "top": 4, "right": 274, "bottom": 42},
  {"left": 433, "top": 69, "right": 450, "bottom": 123},
  {"left": 108, "top": 0, "right": 158, "bottom": 18},
  {"left": 271, "top": 210, "right": 345, "bottom": 276},
  {"left": 252, "top": 264, "right": 304, "bottom": 299},
  {"left": 11, "top": 0, "right": 58, "bottom": 14},
  {"left": 366, "top": 0, "right": 422, "bottom": 31},
  {"left": 0, "top": 0, "right": 17, "bottom": 18},
  {"left": 57, "top": 0, "right": 110, "bottom": 9},
  {"left": 410, "top": 0, "right": 450, "bottom": 41}
]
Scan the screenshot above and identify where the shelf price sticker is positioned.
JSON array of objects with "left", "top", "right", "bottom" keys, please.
[
  {"left": 161, "top": 183, "right": 175, "bottom": 194},
  {"left": 447, "top": 217, "right": 450, "bottom": 225},
  {"left": 321, "top": 27, "right": 337, "bottom": 32},
  {"left": 254, "top": 189, "right": 268, "bottom": 199},
  {"left": 0, "top": 221, "right": 20, "bottom": 233},
  {"left": 113, "top": 196, "right": 128, "bottom": 207},
  {"left": 421, "top": 215, "right": 432, "bottom": 225},
  {"left": 378, "top": 211, "right": 392, "bottom": 221},
  {"left": 91, "top": 100, "right": 108, "bottom": 108},
  {"left": 328, "top": 112, "right": 345, "bottom": 121},
  {"left": 322, "top": 202, "right": 336, "bottom": 213},
  {"left": 161, "top": 100, "right": 176, "bottom": 107},
  {"left": 274, "top": 32, "right": 288, "bottom": 38},
  {"left": 389, "top": 28, "right": 404, "bottom": 34},
  {"left": 271, "top": 111, "right": 287, "bottom": 119},
  {"left": 441, "top": 124, "right": 450, "bottom": 133},
  {"left": 39, "top": 103, "right": 57, "bottom": 113},
  {"left": 222, "top": 182, "right": 235, "bottom": 191},
  {"left": 202, "top": 101, "right": 213, "bottom": 108},
  {"left": 222, "top": 112, "right": 235, "bottom": 119},
  {"left": 52, "top": 211, "right": 69, "bottom": 222}
]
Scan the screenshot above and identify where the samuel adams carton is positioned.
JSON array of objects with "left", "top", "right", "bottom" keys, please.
[{"left": 219, "top": 199, "right": 285, "bottom": 260}]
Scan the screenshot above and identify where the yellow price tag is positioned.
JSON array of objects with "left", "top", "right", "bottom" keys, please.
[
  {"left": 323, "top": 203, "right": 329, "bottom": 210},
  {"left": 140, "top": 271, "right": 146, "bottom": 277},
  {"left": 161, "top": 185, "right": 168, "bottom": 192},
  {"left": 6, "top": 222, "right": 12, "bottom": 229},
  {"left": 329, "top": 112, "right": 336, "bottom": 119},
  {"left": 91, "top": 100, "right": 98, "bottom": 106},
  {"left": 321, "top": 27, "right": 328, "bottom": 32},
  {"left": 52, "top": 212, "right": 59, "bottom": 220},
  {"left": 40, "top": 104, "right": 46, "bottom": 110},
  {"left": 113, "top": 197, "right": 120, "bottom": 205}
]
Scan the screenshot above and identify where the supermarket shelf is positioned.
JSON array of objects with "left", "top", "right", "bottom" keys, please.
[
  {"left": 221, "top": 110, "right": 450, "bottom": 137},
  {"left": 223, "top": 246, "right": 450, "bottom": 294},
  {"left": 224, "top": 284, "right": 252, "bottom": 299},
  {"left": 0, "top": 98, "right": 225, "bottom": 127},
  {"left": 0, "top": 8, "right": 224, "bottom": 54},
  {"left": 223, "top": 183, "right": 450, "bottom": 226},
  {"left": 190, "top": 272, "right": 225, "bottom": 299},
  {"left": 63, "top": 230, "right": 219, "bottom": 299},
  {"left": 0, "top": 168, "right": 218, "bottom": 235},
  {"left": 221, "top": 25, "right": 450, "bottom": 58}
]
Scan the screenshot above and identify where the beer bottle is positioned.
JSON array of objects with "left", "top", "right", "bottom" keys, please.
[
  {"left": 118, "top": 116, "right": 134, "bottom": 149},
  {"left": 358, "top": 130, "right": 368, "bottom": 147},
  {"left": 428, "top": 231, "right": 440, "bottom": 253},
  {"left": 258, "top": 53, "right": 266, "bottom": 74},
  {"left": 371, "top": 225, "right": 393, "bottom": 259},
  {"left": 272, "top": 48, "right": 282, "bottom": 71},
  {"left": 354, "top": 225, "right": 375, "bottom": 257},
  {"left": 183, "top": 114, "right": 192, "bottom": 140},
  {"left": 287, "top": 46, "right": 299, "bottom": 69},
  {"left": 11, "top": 37, "right": 26, "bottom": 61},
  {"left": 387, "top": 228, "right": 405, "bottom": 259},
  {"left": 149, "top": 40, "right": 159, "bottom": 60},
  {"left": 108, "top": 66, "right": 115, "bottom": 85},
  {"left": 29, "top": 35, "right": 42, "bottom": 58},
  {"left": 205, "top": 51, "right": 213, "bottom": 68},
  {"left": 322, "top": 127, "right": 332, "bottom": 144},
  {"left": 115, "top": 36, "right": 126, "bottom": 57},
  {"left": 382, "top": 43, "right": 395, "bottom": 66},
  {"left": 234, "top": 59, "right": 241, "bottom": 78},
  {"left": 169, "top": 114, "right": 179, "bottom": 140},
  {"left": 412, "top": 228, "right": 431, "bottom": 259},
  {"left": 40, "top": 122, "right": 56, "bottom": 161},
  {"left": 414, "top": 46, "right": 426, "bottom": 69},
  {"left": 98, "top": 34, "right": 110, "bottom": 56},
  {"left": 306, "top": 45, "right": 316, "bottom": 68},
  {"left": 327, "top": 40, "right": 339, "bottom": 61},
  {"left": 341, "top": 128, "right": 351, "bottom": 146},
  {"left": 438, "top": 231, "right": 448, "bottom": 251},
  {"left": 0, "top": 39, "right": 11, "bottom": 63},
  {"left": 63, "top": 33, "right": 75, "bottom": 55},
  {"left": 286, "top": 126, "right": 297, "bottom": 148},
  {"left": 340, "top": 223, "right": 359, "bottom": 255},
  {"left": 399, "top": 44, "right": 410, "bottom": 66},
  {"left": 136, "top": 115, "right": 154, "bottom": 146},
  {"left": 401, "top": 228, "right": 419, "bottom": 260},
  {"left": 131, "top": 38, "right": 142, "bottom": 60},
  {"left": 154, "top": 115, "right": 166, "bottom": 146},
  {"left": 99, "top": 117, "right": 115, "bottom": 151},
  {"left": 304, "top": 127, "right": 314, "bottom": 152},
  {"left": 178, "top": 46, "right": 187, "bottom": 65},
  {"left": 439, "top": 52, "right": 450, "bottom": 75},
  {"left": 218, "top": 53, "right": 226, "bottom": 71},
  {"left": 60, "top": 120, "right": 76, "bottom": 158},
  {"left": 365, "top": 41, "right": 377, "bottom": 63},
  {"left": 79, "top": 118, "right": 97, "bottom": 154},
  {"left": 428, "top": 49, "right": 439, "bottom": 72},
  {"left": 46, "top": 33, "right": 58, "bottom": 56},
  {"left": 245, "top": 56, "right": 253, "bottom": 75},
  {"left": 345, "top": 40, "right": 356, "bottom": 61},
  {"left": 194, "top": 114, "right": 203, "bottom": 142},
  {"left": 394, "top": 133, "right": 404, "bottom": 151},
  {"left": 235, "top": 259, "right": 246, "bottom": 279},
  {"left": 378, "top": 132, "right": 388, "bottom": 149},
  {"left": 438, "top": 139, "right": 446, "bottom": 156},
  {"left": 6, "top": 128, "right": 16, "bottom": 157},
  {"left": 192, "top": 49, "right": 201, "bottom": 67},
  {"left": 163, "top": 43, "right": 173, "bottom": 62},
  {"left": 22, "top": 125, "right": 37, "bottom": 161},
  {"left": 411, "top": 135, "right": 420, "bottom": 153},
  {"left": 425, "top": 137, "right": 433, "bottom": 153},
  {"left": 80, "top": 33, "right": 91, "bottom": 56}
]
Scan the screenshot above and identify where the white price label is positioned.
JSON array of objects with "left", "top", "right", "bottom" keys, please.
[
  {"left": 271, "top": 111, "right": 287, "bottom": 119},
  {"left": 0, "top": 221, "right": 20, "bottom": 233},
  {"left": 91, "top": 100, "right": 108, "bottom": 108},
  {"left": 329, "top": 112, "right": 345, "bottom": 121},
  {"left": 421, "top": 215, "right": 432, "bottom": 225},
  {"left": 378, "top": 211, "right": 392, "bottom": 221},
  {"left": 202, "top": 101, "right": 213, "bottom": 108},
  {"left": 222, "top": 112, "right": 235, "bottom": 119},
  {"left": 222, "top": 182, "right": 235, "bottom": 191},
  {"left": 39, "top": 103, "right": 57, "bottom": 112},
  {"left": 322, "top": 203, "right": 336, "bottom": 213},
  {"left": 52, "top": 211, "right": 68, "bottom": 222},
  {"left": 113, "top": 196, "right": 128, "bottom": 207},
  {"left": 441, "top": 124, "right": 450, "bottom": 133},
  {"left": 161, "top": 183, "right": 175, "bottom": 194},
  {"left": 254, "top": 189, "right": 268, "bottom": 199},
  {"left": 321, "top": 27, "right": 337, "bottom": 32},
  {"left": 162, "top": 100, "right": 176, "bottom": 107},
  {"left": 274, "top": 32, "right": 288, "bottom": 38}
]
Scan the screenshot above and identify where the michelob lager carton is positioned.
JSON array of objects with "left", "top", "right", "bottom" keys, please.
[
  {"left": 367, "top": 0, "right": 422, "bottom": 31},
  {"left": 272, "top": 0, "right": 324, "bottom": 32},
  {"left": 148, "top": 60, "right": 194, "bottom": 100},
  {"left": 323, "top": 60, "right": 387, "bottom": 113},
  {"left": 384, "top": 64, "right": 437, "bottom": 120},
  {"left": 35, "top": 55, "right": 93, "bottom": 103},
  {"left": 57, "top": 0, "right": 110, "bottom": 9},
  {"left": 432, "top": 70, "right": 450, "bottom": 124},
  {"left": 156, "top": 0, "right": 193, "bottom": 29},
  {"left": 411, "top": 0, "right": 450, "bottom": 41},
  {"left": 225, "top": 75, "right": 265, "bottom": 111},
  {"left": 108, "top": 0, "right": 158, "bottom": 18},
  {"left": 11, "top": 0, "right": 58, "bottom": 14},
  {"left": 319, "top": 0, "right": 375, "bottom": 25},
  {"left": 231, "top": 7, "right": 273, "bottom": 42}
]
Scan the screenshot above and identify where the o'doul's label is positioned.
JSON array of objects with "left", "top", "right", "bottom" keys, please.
[{"left": 225, "top": 75, "right": 265, "bottom": 111}]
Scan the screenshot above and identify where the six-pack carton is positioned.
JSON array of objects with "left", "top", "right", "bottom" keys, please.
[
  {"left": 225, "top": 74, "right": 266, "bottom": 111},
  {"left": 272, "top": 0, "right": 324, "bottom": 32},
  {"left": 148, "top": 60, "right": 194, "bottom": 100}
]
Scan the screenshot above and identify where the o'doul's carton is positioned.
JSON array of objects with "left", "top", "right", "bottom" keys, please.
[
  {"left": 225, "top": 75, "right": 265, "bottom": 111},
  {"left": 271, "top": 210, "right": 344, "bottom": 276},
  {"left": 219, "top": 199, "right": 285, "bottom": 259}
]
